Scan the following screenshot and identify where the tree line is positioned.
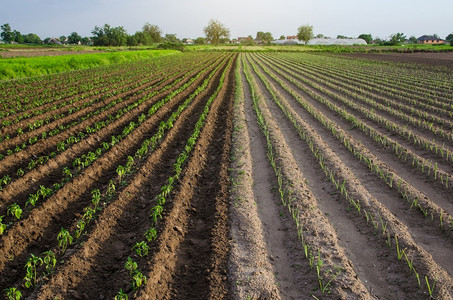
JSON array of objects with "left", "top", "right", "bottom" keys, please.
[{"left": 1, "top": 21, "right": 452, "bottom": 47}]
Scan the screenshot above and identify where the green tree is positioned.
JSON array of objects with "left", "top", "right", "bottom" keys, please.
[
  {"left": 133, "top": 31, "right": 151, "bottom": 45},
  {"left": 446, "top": 33, "right": 453, "bottom": 45},
  {"left": 194, "top": 37, "right": 206, "bottom": 44},
  {"left": 1, "top": 23, "right": 14, "bottom": 43},
  {"left": 256, "top": 31, "right": 273, "bottom": 43},
  {"left": 59, "top": 35, "right": 67, "bottom": 44},
  {"left": 358, "top": 34, "right": 372, "bottom": 44},
  {"left": 203, "top": 19, "right": 230, "bottom": 45},
  {"left": 81, "top": 37, "right": 91, "bottom": 45},
  {"left": 23, "top": 33, "right": 41, "bottom": 44},
  {"left": 279, "top": 35, "right": 286, "bottom": 40},
  {"left": 13, "top": 30, "right": 24, "bottom": 43},
  {"left": 127, "top": 34, "right": 138, "bottom": 46},
  {"left": 109, "top": 26, "right": 128, "bottom": 46},
  {"left": 297, "top": 24, "right": 313, "bottom": 44},
  {"left": 408, "top": 36, "right": 418, "bottom": 44},
  {"left": 68, "top": 32, "right": 82, "bottom": 44},
  {"left": 91, "top": 24, "right": 128, "bottom": 46},
  {"left": 389, "top": 32, "right": 406, "bottom": 45},
  {"left": 315, "top": 33, "right": 325, "bottom": 39},
  {"left": 142, "top": 23, "right": 161, "bottom": 43},
  {"left": 164, "top": 33, "right": 179, "bottom": 43}
]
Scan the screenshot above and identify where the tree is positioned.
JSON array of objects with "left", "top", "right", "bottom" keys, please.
[
  {"left": 389, "top": 32, "right": 406, "bottom": 45},
  {"left": 164, "top": 34, "right": 179, "bottom": 43},
  {"left": 279, "top": 35, "right": 285, "bottom": 40},
  {"left": 68, "top": 32, "right": 82, "bottom": 44},
  {"left": 1, "top": 23, "right": 14, "bottom": 43},
  {"left": 297, "top": 24, "right": 313, "bottom": 45},
  {"left": 203, "top": 19, "right": 230, "bottom": 45},
  {"left": 91, "top": 24, "right": 128, "bottom": 46},
  {"left": 358, "top": 34, "right": 372, "bottom": 44},
  {"left": 127, "top": 35, "right": 138, "bottom": 46},
  {"left": 194, "top": 37, "right": 206, "bottom": 44},
  {"left": 408, "top": 36, "right": 418, "bottom": 44},
  {"left": 59, "top": 36, "right": 67, "bottom": 44},
  {"left": 446, "top": 33, "right": 453, "bottom": 45},
  {"left": 315, "top": 33, "right": 325, "bottom": 39},
  {"left": 256, "top": 31, "right": 273, "bottom": 43},
  {"left": 23, "top": 33, "right": 41, "bottom": 44},
  {"left": 13, "top": 30, "right": 24, "bottom": 44},
  {"left": 142, "top": 23, "right": 161, "bottom": 43}
]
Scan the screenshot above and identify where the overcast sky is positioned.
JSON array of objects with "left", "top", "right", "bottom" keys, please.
[{"left": 1, "top": 0, "right": 452, "bottom": 40}]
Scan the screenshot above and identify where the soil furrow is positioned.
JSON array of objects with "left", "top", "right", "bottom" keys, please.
[
  {"left": 0, "top": 54, "right": 227, "bottom": 287},
  {"left": 31, "top": 54, "right": 232, "bottom": 299}
]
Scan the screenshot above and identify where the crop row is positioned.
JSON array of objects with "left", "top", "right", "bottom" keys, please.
[
  {"left": 255, "top": 54, "right": 453, "bottom": 187},
  {"left": 0, "top": 52, "right": 232, "bottom": 298},
  {"left": 0, "top": 54, "right": 228, "bottom": 231},
  {"left": 244, "top": 53, "right": 452, "bottom": 298}
]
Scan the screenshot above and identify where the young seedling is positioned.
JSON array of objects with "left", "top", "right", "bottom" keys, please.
[
  {"left": 132, "top": 270, "right": 147, "bottom": 290},
  {"left": 425, "top": 276, "right": 436, "bottom": 298},
  {"left": 42, "top": 250, "right": 57, "bottom": 272},
  {"left": 114, "top": 289, "right": 128, "bottom": 300},
  {"left": 117, "top": 165, "right": 126, "bottom": 184},
  {"left": 7, "top": 203, "right": 22, "bottom": 220},
  {"left": 132, "top": 241, "right": 149, "bottom": 257},
  {"left": 26, "top": 193, "right": 40, "bottom": 207},
  {"left": 91, "top": 189, "right": 101, "bottom": 210},
  {"left": 124, "top": 257, "right": 137, "bottom": 276},
  {"left": 24, "top": 254, "right": 43, "bottom": 288},
  {"left": 144, "top": 227, "right": 157, "bottom": 242},
  {"left": 74, "top": 219, "right": 86, "bottom": 239},
  {"left": 4, "top": 287, "right": 22, "bottom": 300},
  {"left": 0, "top": 216, "right": 7, "bottom": 235},
  {"left": 57, "top": 228, "right": 73, "bottom": 253},
  {"left": 150, "top": 205, "right": 164, "bottom": 224},
  {"left": 395, "top": 236, "right": 407, "bottom": 261}
]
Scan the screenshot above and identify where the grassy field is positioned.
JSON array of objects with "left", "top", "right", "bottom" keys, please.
[{"left": 0, "top": 49, "right": 179, "bottom": 80}]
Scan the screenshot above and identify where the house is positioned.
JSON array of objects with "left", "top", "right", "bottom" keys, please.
[
  {"left": 287, "top": 35, "right": 298, "bottom": 40},
  {"left": 238, "top": 36, "right": 253, "bottom": 43},
  {"left": 184, "top": 38, "right": 194, "bottom": 45},
  {"left": 417, "top": 35, "right": 445, "bottom": 44}
]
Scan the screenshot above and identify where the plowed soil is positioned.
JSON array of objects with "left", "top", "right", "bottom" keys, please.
[{"left": 0, "top": 51, "right": 452, "bottom": 299}]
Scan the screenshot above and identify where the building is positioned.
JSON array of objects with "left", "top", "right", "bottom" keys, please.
[
  {"left": 287, "top": 35, "right": 298, "bottom": 40},
  {"left": 417, "top": 35, "right": 445, "bottom": 44},
  {"left": 238, "top": 36, "right": 253, "bottom": 43}
]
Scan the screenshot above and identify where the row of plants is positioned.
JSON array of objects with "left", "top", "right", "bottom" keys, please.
[
  {"left": 242, "top": 55, "right": 353, "bottom": 296},
  {"left": 316, "top": 53, "right": 453, "bottom": 102},
  {"left": 264, "top": 54, "right": 453, "bottom": 148},
  {"left": 116, "top": 54, "right": 234, "bottom": 297},
  {"left": 246, "top": 53, "right": 449, "bottom": 298},
  {"left": 254, "top": 54, "right": 453, "bottom": 187},
  {"left": 271, "top": 54, "right": 453, "bottom": 130},
  {"left": 0, "top": 54, "right": 228, "bottom": 232},
  {"left": 1, "top": 66, "right": 163, "bottom": 138},
  {"left": 0, "top": 53, "right": 213, "bottom": 130},
  {"left": 0, "top": 56, "right": 173, "bottom": 118},
  {"left": 1, "top": 54, "right": 231, "bottom": 299},
  {"left": 0, "top": 54, "right": 220, "bottom": 190},
  {"left": 0, "top": 53, "right": 214, "bottom": 151},
  {"left": 293, "top": 54, "right": 453, "bottom": 118},
  {"left": 251, "top": 54, "right": 452, "bottom": 229}
]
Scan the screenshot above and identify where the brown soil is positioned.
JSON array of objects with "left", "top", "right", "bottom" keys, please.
[
  {"left": 1, "top": 51, "right": 452, "bottom": 300},
  {"left": 341, "top": 52, "right": 453, "bottom": 69}
]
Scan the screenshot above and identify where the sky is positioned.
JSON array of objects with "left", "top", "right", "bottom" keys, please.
[{"left": 1, "top": 0, "right": 452, "bottom": 40}]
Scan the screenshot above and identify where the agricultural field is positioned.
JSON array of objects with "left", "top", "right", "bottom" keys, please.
[{"left": 0, "top": 50, "right": 452, "bottom": 299}]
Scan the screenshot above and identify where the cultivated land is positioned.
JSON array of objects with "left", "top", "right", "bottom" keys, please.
[{"left": 0, "top": 50, "right": 452, "bottom": 299}]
